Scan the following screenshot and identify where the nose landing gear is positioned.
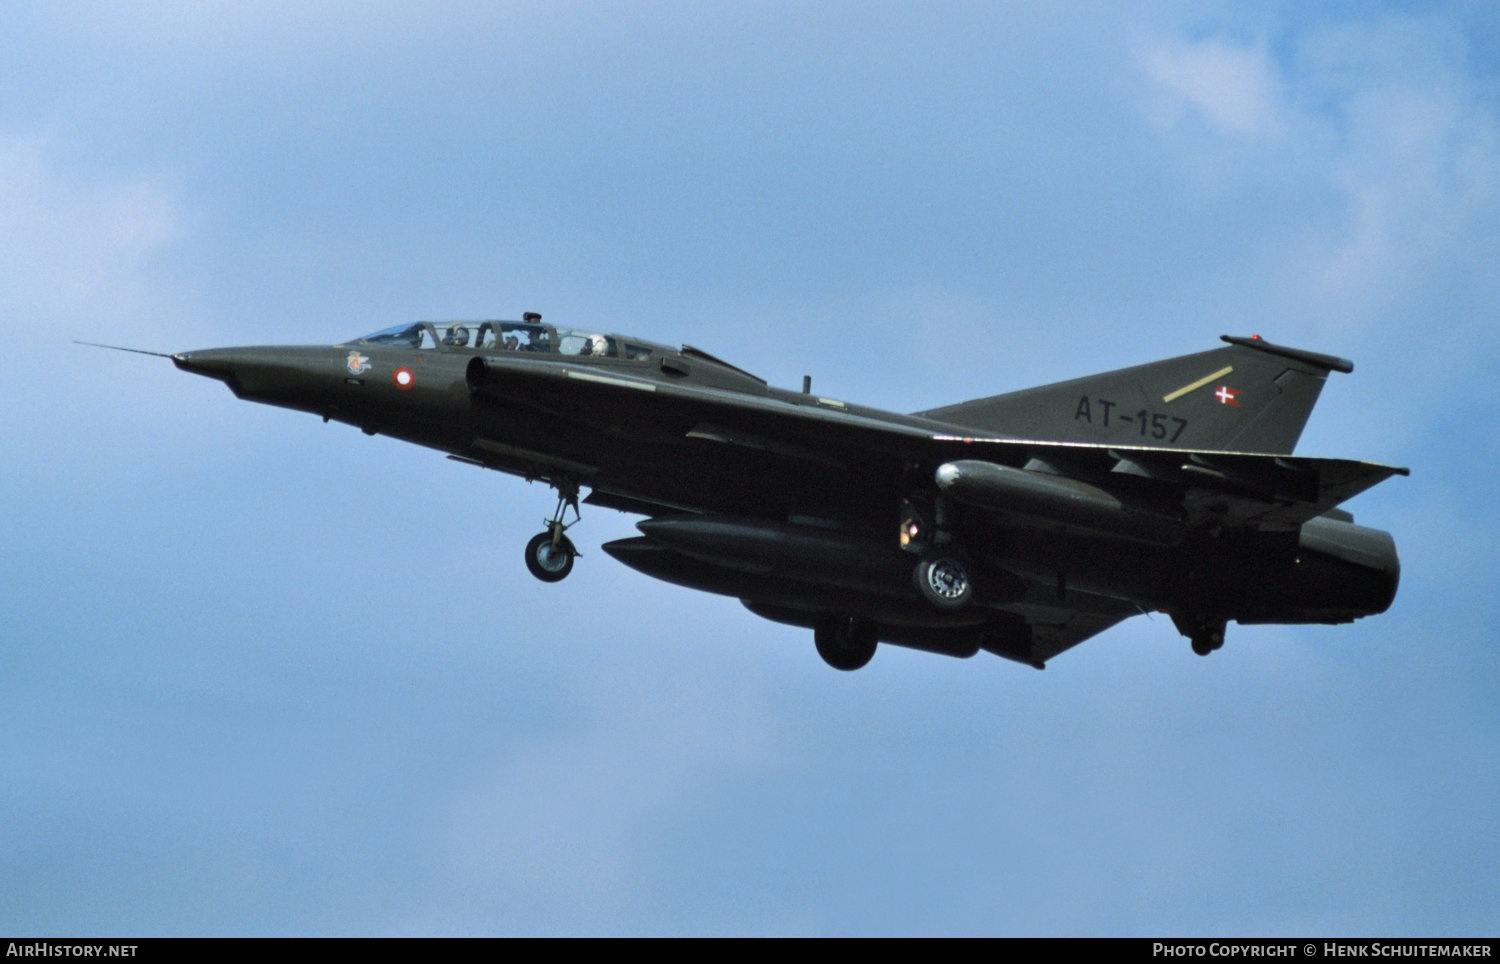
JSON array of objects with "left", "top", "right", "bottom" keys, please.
[{"left": 525, "top": 479, "right": 582, "bottom": 583}]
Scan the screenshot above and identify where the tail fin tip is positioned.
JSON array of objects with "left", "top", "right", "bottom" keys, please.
[{"left": 1220, "top": 334, "right": 1353, "bottom": 375}]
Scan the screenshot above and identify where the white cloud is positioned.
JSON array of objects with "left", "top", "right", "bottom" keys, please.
[
  {"left": 1140, "top": 36, "right": 1287, "bottom": 138},
  {"left": 1136, "top": 16, "right": 1500, "bottom": 359},
  {"left": 1276, "top": 26, "right": 1491, "bottom": 316}
]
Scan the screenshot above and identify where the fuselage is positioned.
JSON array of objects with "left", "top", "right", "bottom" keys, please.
[{"left": 169, "top": 318, "right": 1403, "bottom": 668}]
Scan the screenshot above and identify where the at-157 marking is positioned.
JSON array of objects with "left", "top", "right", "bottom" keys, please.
[{"left": 1074, "top": 395, "right": 1188, "bottom": 442}]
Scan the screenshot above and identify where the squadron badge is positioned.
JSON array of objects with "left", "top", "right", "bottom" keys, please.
[{"left": 346, "top": 351, "right": 371, "bottom": 375}]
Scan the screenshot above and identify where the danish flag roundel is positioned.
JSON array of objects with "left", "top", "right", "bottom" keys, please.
[{"left": 392, "top": 367, "right": 416, "bottom": 390}]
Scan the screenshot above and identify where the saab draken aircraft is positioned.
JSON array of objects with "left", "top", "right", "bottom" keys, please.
[{"left": 89, "top": 314, "right": 1406, "bottom": 670}]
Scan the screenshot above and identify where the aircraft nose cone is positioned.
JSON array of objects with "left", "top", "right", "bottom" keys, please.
[
  {"left": 172, "top": 344, "right": 343, "bottom": 414},
  {"left": 172, "top": 348, "right": 243, "bottom": 383}
]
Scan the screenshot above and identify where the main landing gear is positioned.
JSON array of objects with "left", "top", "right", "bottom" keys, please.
[
  {"left": 902, "top": 498, "right": 975, "bottom": 611},
  {"left": 525, "top": 479, "right": 581, "bottom": 583},
  {"left": 912, "top": 552, "right": 973, "bottom": 610}
]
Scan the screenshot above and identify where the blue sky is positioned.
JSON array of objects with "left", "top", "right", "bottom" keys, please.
[{"left": 3, "top": 1, "right": 1497, "bottom": 936}]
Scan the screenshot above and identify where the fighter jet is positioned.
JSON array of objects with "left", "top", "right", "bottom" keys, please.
[{"left": 94, "top": 314, "right": 1406, "bottom": 670}]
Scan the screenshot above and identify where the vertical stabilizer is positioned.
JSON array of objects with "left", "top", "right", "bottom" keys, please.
[{"left": 915, "top": 336, "right": 1354, "bottom": 454}]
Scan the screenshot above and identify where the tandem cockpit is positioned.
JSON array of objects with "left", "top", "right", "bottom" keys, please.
[{"left": 355, "top": 313, "right": 665, "bottom": 361}]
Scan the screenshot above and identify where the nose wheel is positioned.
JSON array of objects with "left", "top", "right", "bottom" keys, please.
[
  {"left": 526, "top": 528, "right": 577, "bottom": 582},
  {"left": 525, "top": 478, "right": 582, "bottom": 583}
]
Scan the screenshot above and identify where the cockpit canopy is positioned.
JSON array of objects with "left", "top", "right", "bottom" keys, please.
[{"left": 356, "top": 320, "right": 663, "bottom": 361}]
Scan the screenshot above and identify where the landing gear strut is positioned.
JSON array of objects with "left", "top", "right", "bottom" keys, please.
[
  {"left": 525, "top": 479, "right": 581, "bottom": 583},
  {"left": 814, "top": 616, "right": 878, "bottom": 671}
]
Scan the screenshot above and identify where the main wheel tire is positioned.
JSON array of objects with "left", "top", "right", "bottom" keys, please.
[
  {"left": 525, "top": 531, "right": 576, "bottom": 582},
  {"left": 913, "top": 553, "right": 973, "bottom": 609},
  {"left": 814, "top": 617, "right": 878, "bottom": 672}
]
